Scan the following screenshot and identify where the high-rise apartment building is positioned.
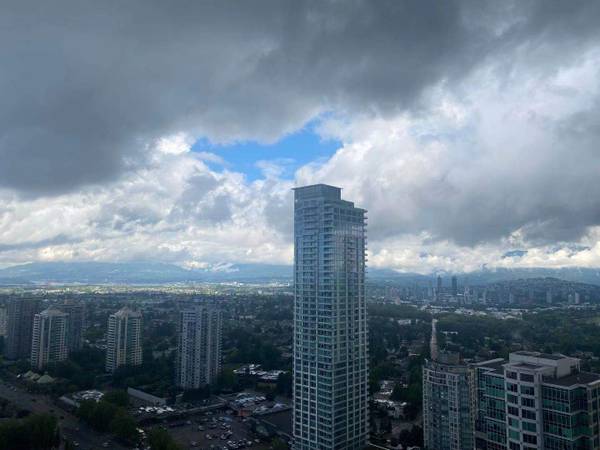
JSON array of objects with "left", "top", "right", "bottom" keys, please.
[
  {"left": 61, "top": 301, "right": 85, "bottom": 351},
  {"left": 5, "top": 297, "right": 40, "bottom": 360},
  {"left": 474, "top": 351, "right": 600, "bottom": 450},
  {"left": 30, "top": 308, "right": 69, "bottom": 370},
  {"left": 293, "top": 184, "right": 369, "bottom": 450},
  {"left": 105, "top": 307, "right": 143, "bottom": 373},
  {"left": 423, "top": 351, "right": 474, "bottom": 450},
  {"left": 176, "top": 306, "right": 222, "bottom": 389}
]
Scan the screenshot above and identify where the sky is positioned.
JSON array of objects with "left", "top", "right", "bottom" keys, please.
[{"left": 1, "top": 0, "right": 600, "bottom": 273}]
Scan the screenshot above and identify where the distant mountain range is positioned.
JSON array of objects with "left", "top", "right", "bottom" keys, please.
[
  {"left": 1, "top": 261, "right": 600, "bottom": 286},
  {"left": 0, "top": 261, "right": 292, "bottom": 285}
]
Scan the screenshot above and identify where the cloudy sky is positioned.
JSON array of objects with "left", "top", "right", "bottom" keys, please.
[{"left": 1, "top": 0, "right": 600, "bottom": 273}]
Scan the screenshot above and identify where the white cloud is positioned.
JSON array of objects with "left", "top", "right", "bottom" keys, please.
[{"left": 2, "top": 2, "right": 600, "bottom": 273}]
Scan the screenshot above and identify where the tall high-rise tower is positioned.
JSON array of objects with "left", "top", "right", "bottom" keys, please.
[
  {"left": 61, "top": 300, "right": 85, "bottom": 352},
  {"left": 293, "top": 184, "right": 369, "bottom": 450},
  {"left": 31, "top": 308, "right": 69, "bottom": 370},
  {"left": 106, "top": 307, "right": 143, "bottom": 373},
  {"left": 423, "top": 351, "right": 474, "bottom": 450},
  {"left": 176, "top": 306, "right": 222, "bottom": 389},
  {"left": 5, "top": 297, "right": 40, "bottom": 360}
]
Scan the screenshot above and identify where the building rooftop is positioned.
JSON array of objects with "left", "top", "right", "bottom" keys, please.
[
  {"left": 293, "top": 184, "right": 341, "bottom": 199},
  {"left": 39, "top": 307, "right": 68, "bottom": 317},
  {"left": 513, "top": 351, "right": 566, "bottom": 361},
  {"left": 474, "top": 358, "right": 505, "bottom": 374},
  {"left": 113, "top": 307, "right": 142, "bottom": 318},
  {"left": 508, "top": 362, "right": 549, "bottom": 371},
  {"left": 543, "top": 371, "right": 600, "bottom": 387}
]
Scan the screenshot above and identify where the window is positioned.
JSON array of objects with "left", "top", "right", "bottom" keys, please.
[
  {"left": 522, "top": 421, "right": 536, "bottom": 432},
  {"left": 522, "top": 397, "right": 535, "bottom": 408},
  {"left": 523, "top": 434, "right": 537, "bottom": 445},
  {"left": 521, "top": 385, "right": 535, "bottom": 396},
  {"left": 520, "top": 373, "right": 534, "bottom": 382},
  {"left": 522, "top": 409, "right": 536, "bottom": 420},
  {"left": 508, "top": 406, "right": 519, "bottom": 416}
]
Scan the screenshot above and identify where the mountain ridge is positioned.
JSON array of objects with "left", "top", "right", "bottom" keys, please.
[{"left": 1, "top": 261, "right": 600, "bottom": 286}]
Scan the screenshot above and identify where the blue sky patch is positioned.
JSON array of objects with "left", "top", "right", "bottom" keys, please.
[{"left": 191, "top": 126, "right": 341, "bottom": 180}]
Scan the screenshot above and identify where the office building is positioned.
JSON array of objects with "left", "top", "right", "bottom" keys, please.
[
  {"left": 176, "top": 306, "right": 222, "bottom": 389},
  {"left": 5, "top": 297, "right": 40, "bottom": 360},
  {"left": 30, "top": 308, "right": 69, "bottom": 370},
  {"left": 293, "top": 184, "right": 369, "bottom": 450},
  {"left": 423, "top": 320, "right": 474, "bottom": 450},
  {"left": 61, "top": 301, "right": 85, "bottom": 351},
  {"left": 474, "top": 351, "right": 600, "bottom": 450},
  {"left": 106, "top": 307, "right": 143, "bottom": 373},
  {"left": 452, "top": 276, "right": 458, "bottom": 297}
]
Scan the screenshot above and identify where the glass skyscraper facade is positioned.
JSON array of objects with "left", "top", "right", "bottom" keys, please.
[
  {"left": 293, "top": 184, "right": 369, "bottom": 450},
  {"left": 474, "top": 351, "right": 600, "bottom": 450}
]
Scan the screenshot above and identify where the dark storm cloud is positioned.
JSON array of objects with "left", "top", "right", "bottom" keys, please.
[{"left": 3, "top": 0, "right": 599, "bottom": 195}]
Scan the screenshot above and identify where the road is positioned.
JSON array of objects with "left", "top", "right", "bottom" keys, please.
[{"left": 0, "top": 379, "right": 127, "bottom": 450}]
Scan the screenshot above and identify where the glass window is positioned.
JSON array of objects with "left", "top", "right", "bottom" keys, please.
[{"left": 520, "top": 373, "right": 534, "bottom": 382}]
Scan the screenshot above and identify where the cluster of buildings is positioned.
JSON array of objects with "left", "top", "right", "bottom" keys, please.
[
  {"left": 423, "top": 321, "right": 600, "bottom": 450},
  {"left": 1, "top": 297, "right": 224, "bottom": 390},
  {"left": 1, "top": 298, "right": 85, "bottom": 369}
]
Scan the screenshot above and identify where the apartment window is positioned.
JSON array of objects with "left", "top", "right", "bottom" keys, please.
[
  {"left": 522, "top": 397, "right": 535, "bottom": 408},
  {"left": 522, "top": 409, "right": 536, "bottom": 420},
  {"left": 521, "top": 385, "right": 535, "bottom": 396},
  {"left": 520, "top": 373, "right": 534, "bottom": 383}
]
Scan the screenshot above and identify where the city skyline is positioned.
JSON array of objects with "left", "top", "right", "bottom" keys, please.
[{"left": 1, "top": 2, "right": 600, "bottom": 274}]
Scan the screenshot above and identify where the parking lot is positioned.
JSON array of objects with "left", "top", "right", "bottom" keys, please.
[{"left": 148, "top": 411, "right": 274, "bottom": 450}]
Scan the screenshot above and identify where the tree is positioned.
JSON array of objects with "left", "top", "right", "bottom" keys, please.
[
  {"left": 216, "top": 368, "right": 238, "bottom": 392},
  {"left": 103, "top": 390, "right": 129, "bottom": 408},
  {"left": 271, "top": 438, "right": 288, "bottom": 450},
  {"left": 181, "top": 385, "right": 211, "bottom": 402},
  {"left": 275, "top": 371, "right": 292, "bottom": 397},
  {"left": 0, "top": 413, "right": 59, "bottom": 450},
  {"left": 110, "top": 409, "right": 138, "bottom": 443},
  {"left": 76, "top": 399, "right": 96, "bottom": 423},
  {"left": 147, "top": 428, "right": 181, "bottom": 450},
  {"left": 77, "top": 399, "right": 118, "bottom": 433}
]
